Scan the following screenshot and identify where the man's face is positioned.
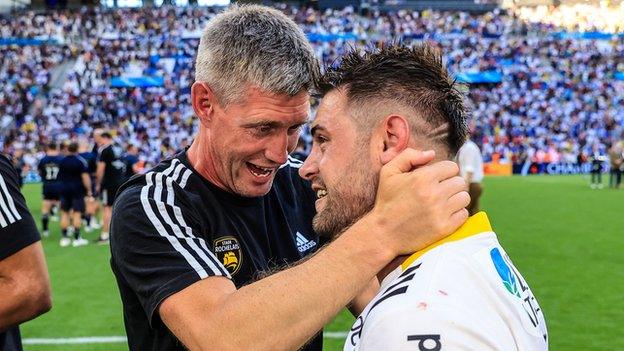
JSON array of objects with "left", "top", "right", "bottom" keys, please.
[
  {"left": 299, "top": 90, "right": 379, "bottom": 237},
  {"left": 206, "top": 87, "right": 310, "bottom": 197},
  {"left": 93, "top": 131, "right": 103, "bottom": 146}
]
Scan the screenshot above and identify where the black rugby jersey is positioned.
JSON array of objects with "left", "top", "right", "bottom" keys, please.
[
  {"left": 98, "top": 144, "right": 126, "bottom": 188},
  {"left": 0, "top": 154, "right": 41, "bottom": 351},
  {"left": 110, "top": 151, "right": 322, "bottom": 351}
]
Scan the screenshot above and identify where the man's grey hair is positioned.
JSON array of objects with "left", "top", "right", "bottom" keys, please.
[{"left": 195, "top": 5, "right": 318, "bottom": 106}]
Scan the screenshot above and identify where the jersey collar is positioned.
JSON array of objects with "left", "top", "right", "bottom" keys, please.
[{"left": 401, "top": 211, "right": 493, "bottom": 271}]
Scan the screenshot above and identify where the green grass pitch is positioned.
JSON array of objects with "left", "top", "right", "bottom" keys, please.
[{"left": 18, "top": 175, "right": 624, "bottom": 350}]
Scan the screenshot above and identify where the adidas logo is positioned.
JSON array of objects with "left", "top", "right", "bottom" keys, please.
[{"left": 296, "top": 231, "right": 317, "bottom": 253}]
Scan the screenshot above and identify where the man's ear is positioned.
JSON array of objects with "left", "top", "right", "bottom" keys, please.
[
  {"left": 191, "top": 82, "right": 219, "bottom": 127},
  {"left": 379, "top": 115, "right": 411, "bottom": 165}
]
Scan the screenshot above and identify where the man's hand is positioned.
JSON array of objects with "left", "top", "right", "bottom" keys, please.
[{"left": 370, "top": 148, "right": 470, "bottom": 257}]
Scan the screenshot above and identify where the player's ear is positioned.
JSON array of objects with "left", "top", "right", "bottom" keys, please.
[
  {"left": 191, "top": 82, "right": 219, "bottom": 127},
  {"left": 379, "top": 114, "right": 410, "bottom": 165}
]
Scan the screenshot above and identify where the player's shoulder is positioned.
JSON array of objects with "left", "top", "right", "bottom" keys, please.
[
  {"left": 274, "top": 156, "right": 311, "bottom": 191},
  {"left": 372, "top": 233, "right": 501, "bottom": 306},
  {"left": 116, "top": 156, "right": 193, "bottom": 205},
  {"left": 0, "top": 153, "right": 13, "bottom": 170},
  {"left": 276, "top": 155, "right": 304, "bottom": 177},
  {"left": 270, "top": 156, "right": 315, "bottom": 207}
]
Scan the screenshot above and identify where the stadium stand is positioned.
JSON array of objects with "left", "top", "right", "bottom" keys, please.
[{"left": 1, "top": 3, "right": 622, "bottom": 179}]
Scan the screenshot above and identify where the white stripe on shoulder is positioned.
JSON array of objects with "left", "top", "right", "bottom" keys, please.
[
  {"left": 179, "top": 168, "right": 192, "bottom": 189},
  {"left": 160, "top": 166, "right": 229, "bottom": 278},
  {"left": 0, "top": 201, "right": 8, "bottom": 227},
  {"left": 0, "top": 173, "right": 21, "bottom": 227},
  {"left": 166, "top": 158, "right": 193, "bottom": 189},
  {"left": 138, "top": 159, "right": 229, "bottom": 278},
  {"left": 279, "top": 156, "right": 304, "bottom": 169},
  {"left": 140, "top": 171, "right": 210, "bottom": 279}
]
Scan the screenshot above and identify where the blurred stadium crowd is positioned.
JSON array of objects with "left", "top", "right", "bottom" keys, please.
[{"left": 1, "top": 3, "right": 623, "bottom": 180}]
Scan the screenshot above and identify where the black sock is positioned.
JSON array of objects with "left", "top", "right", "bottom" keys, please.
[
  {"left": 42, "top": 214, "right": 49, "bottom": 231},
  {"left": 84, "top": 214, "right": 91, "bottom": 224},
  {"left": 62, "top": 228, "right": 68, "bottom": 238},
  {"left": 74, "top": 228, "right": 81, "bottom": 240}
]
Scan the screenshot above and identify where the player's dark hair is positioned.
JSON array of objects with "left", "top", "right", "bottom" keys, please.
[
  {"left": 315, "top": 43, "right": 468, "bottom": 155},
  {"left": 47, "top": 142, "right": 57, "bottom": 151},
  {"left": 101, "top": 132, "right": 112, "bottom": 139},
  {"left": 68, "top": 142, "right": 79, "bottom": 153}
]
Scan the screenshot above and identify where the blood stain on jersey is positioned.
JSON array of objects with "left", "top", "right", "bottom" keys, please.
[
  {"left": 417, "top": 302, "right": 427, "bottom": 310},
  {"left": 214, "top": 236, "right": 242, "bottom": 275}
]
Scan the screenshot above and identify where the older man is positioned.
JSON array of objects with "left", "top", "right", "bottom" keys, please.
[
  {"left": 299, "top": 44, "right": 547, "bottom": 351},
  {"left": 110, "top": 6, "right": 469, "bottom": 351}
]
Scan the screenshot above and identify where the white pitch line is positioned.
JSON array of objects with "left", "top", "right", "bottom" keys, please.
[
  {"left": 23, "top": 336, "right": 127, "bottom": 345},
  {"left": 324, "top": 332, "right": 349, "bottom": 338},
  {"left": 23, "top": 333, "right": 349, "bottom": 345}
]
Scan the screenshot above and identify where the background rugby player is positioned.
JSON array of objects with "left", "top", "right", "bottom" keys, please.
[
  {"left": 58, "top": 142, "right": 92, "bottom": 247},
  {"left": 110, "top": 5, "right": 469, "bottom": 351},
  {"left": 37, "top": 142, "right": 63, "bottom": 237},
  {"left": 94, "top": 131, "right": 125, "bottom": 244},
  {"left": 79, "top": 137, "right": 100, "bottom": 232},
  {"left": 299, "top": 44, "right": 547, "bottom": 351}
]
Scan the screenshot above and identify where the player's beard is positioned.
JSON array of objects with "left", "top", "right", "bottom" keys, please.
[{"left": 312, "top": 149, "right": 378, "bottom": 238}]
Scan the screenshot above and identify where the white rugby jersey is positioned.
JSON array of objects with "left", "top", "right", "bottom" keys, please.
[{"left": 345, "top": 212, "right": 548, "bottom": 351}]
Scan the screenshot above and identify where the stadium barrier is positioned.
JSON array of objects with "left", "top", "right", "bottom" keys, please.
[
  {"left": 0, "top": 38, "right": 60, "bottom": 46},
  {"left": 484, "top": 161, "right": 512, "bottom": 176},
  {"left": 110, "top": 76, "right": 164, "bottom": 88},
  {"left": 455, "top": 71, "right": 503, "bottom": 84}
]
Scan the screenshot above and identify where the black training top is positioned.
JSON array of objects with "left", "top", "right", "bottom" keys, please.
[
  {"left": 58, "top": 155, "right": 88, "bottom": 196},
  {"left": 37, "top": 154, "right": 63, "bottom": 187},
  {"left": 0, "top": 154, "right": 41, "bottom": 351},
  {"left": 97, "top": 144, "right": 126, "bottom": 188},
  {"left": 110, "top": 151, "right": 322, "bottom": 351}
]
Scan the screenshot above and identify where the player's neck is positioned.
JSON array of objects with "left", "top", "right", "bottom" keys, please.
[
  {"left": 187, "top": 134, "right": 229, "bottom": 192},
  {"left": 377, "top": 254, "right": 410, "bottom": 283}
]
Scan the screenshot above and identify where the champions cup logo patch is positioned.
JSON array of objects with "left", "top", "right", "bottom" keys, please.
[
  {"left": 489, "top": 247, "right": 545, "bottom": 331},
  {"left": 490, "top": 247, "right": 520, "bottom": 297},
  {"left": 214, "top": 236, "right": 242, "bottom": 275}
]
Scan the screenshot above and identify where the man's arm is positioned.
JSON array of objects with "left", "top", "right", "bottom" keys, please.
[
  {"left": 82, "top": 173, "right": 92, "bottom": 197},
  {"left": 157, "top": 150, "right": 469, "bottom": 351},
  {"left": 95, "top": 161, "right": 105, "bottom": 192},
  {"left": 0, "top": 155, "right": 52, "bottom": 331},
  {"left": 348, "top": 278, "right": 380, "bottom": 317},
  {"left": 0, "top": 242, "right": 52, "bottom": 331}
]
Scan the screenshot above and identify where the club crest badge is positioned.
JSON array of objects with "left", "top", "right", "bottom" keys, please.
[{"left": 213, "top": 236, "right": 242, "bottom": 275}]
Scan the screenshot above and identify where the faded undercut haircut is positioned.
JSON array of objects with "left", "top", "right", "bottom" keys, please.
[
  {"left": 195, "top": 5, "right": 319, "bottom": 106},
  {"left": 315, "top": 43, "right": 468, "bottom": 156}
]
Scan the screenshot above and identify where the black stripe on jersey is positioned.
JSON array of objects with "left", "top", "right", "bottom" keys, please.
[
  {"left": 140, "top": 163, "right": 229, "bottom": 279},
  {"left": 399, "top": 263, "right": 421, "bottom": 278},
  {"left": 367, "top": 264, "right": 421, "bottom": 315},
  {"left": 382, "top": 264, "right": 422, "bottom": 294},
  {"left": 368, "top": 286, "right": 408, "bottom": 313}
]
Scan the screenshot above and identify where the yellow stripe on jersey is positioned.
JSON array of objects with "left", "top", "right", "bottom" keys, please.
[{"left": 401, "top": 211, "right": 493, "bottom": 271}]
